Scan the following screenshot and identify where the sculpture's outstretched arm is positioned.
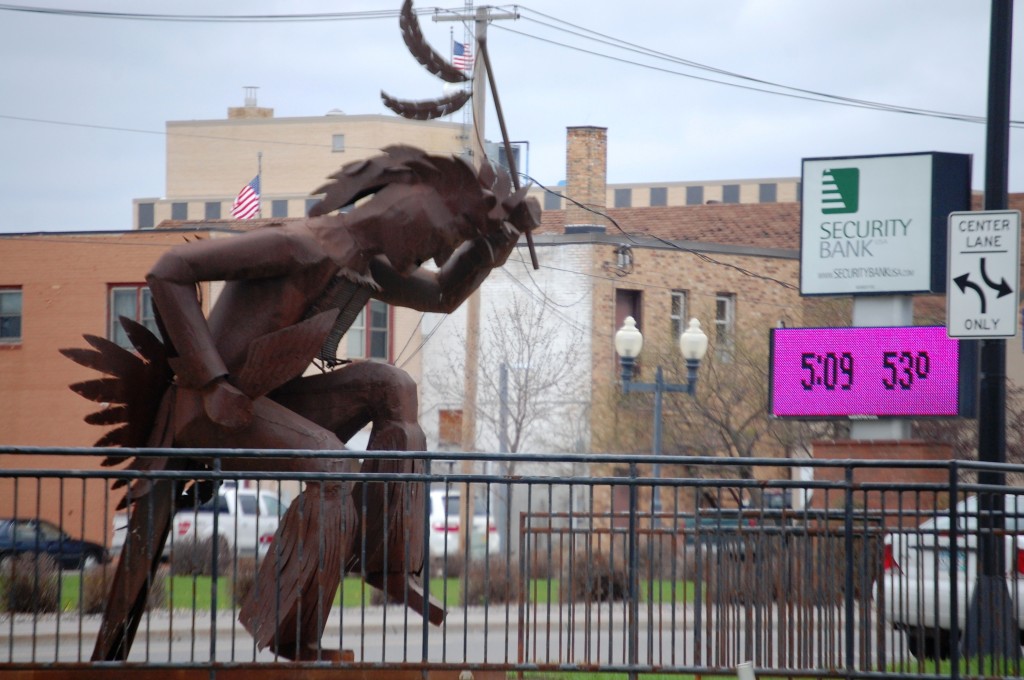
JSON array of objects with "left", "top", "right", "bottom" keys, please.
[{"left": 146, "top": 227, "right": 328, "bottom": 426}]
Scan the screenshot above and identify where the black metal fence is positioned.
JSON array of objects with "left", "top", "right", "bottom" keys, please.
[{"left": 1, "top": 446, "right": 1022, "bottom": 679}]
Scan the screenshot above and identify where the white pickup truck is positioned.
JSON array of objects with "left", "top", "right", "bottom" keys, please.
[{"left": 111, "top": 485, "right": 290, "bottom": 560}]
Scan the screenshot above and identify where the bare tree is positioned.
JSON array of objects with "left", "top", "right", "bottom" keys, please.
[{"left": 426, "top": 291, "right": 589, "bottom": 455}]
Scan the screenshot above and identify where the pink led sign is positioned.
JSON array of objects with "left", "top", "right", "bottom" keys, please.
[{"left": 769, "top": 326, "right": 973, "bottom": 418}]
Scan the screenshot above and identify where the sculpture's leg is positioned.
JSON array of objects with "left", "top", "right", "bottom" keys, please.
[
  {"left": 238, "top": 478, "right": 356, "bottom": 660},
  {"left": 173, "top": 389, "right": 358, "bottom": 661},
  {"left": 271, "top": 363, "right": 444, "bottom": 624},
  {"left": 92, "top": 479, "right": 176, "bottom": 661}
]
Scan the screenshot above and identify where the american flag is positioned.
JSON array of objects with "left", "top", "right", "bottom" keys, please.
[
  {"left": 452, "top": 40, "right": 473, "bottom": 71},
  {"left": 231, "top": 175, "right": 261, "bottom": 220}
]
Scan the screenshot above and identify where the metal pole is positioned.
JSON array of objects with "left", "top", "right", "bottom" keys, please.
[
  {"left": 964, "top": 0, "right": 1017, "bottom": 659},
  {"left": 652, "top": 367, "right": 664, "bottom": 517}
]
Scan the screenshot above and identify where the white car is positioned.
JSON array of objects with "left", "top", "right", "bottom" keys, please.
[
  {"left": 170, "top": 486, "right": 289, "bottom": 560},
  {"left": 879, "top": 493, "right": 1024, "bottom": 658},
  {"left": 428, "top": 488, "right": 500, "bottom": 560}
]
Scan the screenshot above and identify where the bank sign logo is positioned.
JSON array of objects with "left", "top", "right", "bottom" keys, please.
[{"left": 821, "top": 168, "right": 859, "bottom": 214}]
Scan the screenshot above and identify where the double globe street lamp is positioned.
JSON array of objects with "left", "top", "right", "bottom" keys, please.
[{"left": 614, "top": 316, "right": 709, "bottom": 516}]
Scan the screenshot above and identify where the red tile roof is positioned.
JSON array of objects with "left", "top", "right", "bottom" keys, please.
[
  {"left": 162, "top": 194, "right": 1024, "bottom": 254},
  {"left": 539, "top": 194, "right": 1024, "bottom": 252}
]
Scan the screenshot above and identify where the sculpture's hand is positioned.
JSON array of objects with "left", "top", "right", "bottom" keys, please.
[{"left": 202, "top": 378, "right": 253, "bottom": 431}]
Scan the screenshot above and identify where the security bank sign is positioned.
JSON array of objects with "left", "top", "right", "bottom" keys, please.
[{"left": 800, "top": 153, "right": 971, "bottom": 295}]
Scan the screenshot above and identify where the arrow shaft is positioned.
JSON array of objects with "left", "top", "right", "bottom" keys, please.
[
  {"left": 964, "top": 280, "right": 987, "bottom": 313},
  {"left": 478, "top": 37, "right": 539, "bottom": 270}
]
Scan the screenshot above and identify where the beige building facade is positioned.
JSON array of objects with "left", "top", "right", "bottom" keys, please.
[{"left": 133, "top": 95, "right": 801, "bottom": 228}]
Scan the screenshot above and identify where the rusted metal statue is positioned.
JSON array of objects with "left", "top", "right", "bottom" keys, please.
[{"left": 63, "top": 146, "right": 540, "bottom": 661}]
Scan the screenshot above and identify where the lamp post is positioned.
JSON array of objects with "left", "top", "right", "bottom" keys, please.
[{"left": 614, "top": 316, "right": 708, "bottom": 516}]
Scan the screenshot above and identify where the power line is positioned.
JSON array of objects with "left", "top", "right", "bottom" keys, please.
[
  {"left": 497, "top": 19, "right": 1023, "bottom": 128},
  {"left": 0, "top": 4, "right": 407, "bottom": 22},
  {"left": 2, "top": 3, "right": 1016, "bottom": 128},
  {"left": 0, "top": 113, "right": 459, "bottom": 156},
  {"left": 514, "top": 6, "right": 1016, "bottom": 126}
]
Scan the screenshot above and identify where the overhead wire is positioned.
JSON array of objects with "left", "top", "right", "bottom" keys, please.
[
  {"left": 0, "top": 2, "right": 1017, "bottom": 128},
  {"left": 495, "top": 20, "right": 1023, "bottom": 128},
  {"left": 513, "top": 6, "right": 1021, "bottom": 127}
]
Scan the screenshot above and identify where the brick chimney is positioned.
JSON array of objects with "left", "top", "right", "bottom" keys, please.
[{"left": 564, "top": 126, "right": 609, "bottom": 232}]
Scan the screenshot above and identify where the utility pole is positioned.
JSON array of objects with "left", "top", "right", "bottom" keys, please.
[
  {"left": 433, "top": 3, "right": 519, "bottom": 560},
  {"left": 964, "top": 0, "right": 1017, "bottom": 659}
]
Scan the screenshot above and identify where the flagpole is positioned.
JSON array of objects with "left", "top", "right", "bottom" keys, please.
[{"left": 257, "top": 151, "right": 263, "bottom": 218}]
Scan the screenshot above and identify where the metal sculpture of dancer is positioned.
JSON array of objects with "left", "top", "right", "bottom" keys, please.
[{"left": 65, "top": 146, "right": 539, "bottom": 661}]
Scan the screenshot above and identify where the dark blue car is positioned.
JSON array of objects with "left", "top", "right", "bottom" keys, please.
[{"left": 0, "top": 519, "right": 107, "bottom": 570}]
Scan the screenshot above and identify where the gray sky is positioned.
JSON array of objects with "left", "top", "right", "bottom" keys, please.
[{"left": 0, "top": 1, "right": 1021, "bottom": 233}]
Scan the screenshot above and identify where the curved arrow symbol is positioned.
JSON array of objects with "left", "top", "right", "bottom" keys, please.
[
  {"left": 954, "top": 272, "right": 986, "bottom": 313},
  {"left": 979, "top": 257, "right": 1013, "bottom": 298}
]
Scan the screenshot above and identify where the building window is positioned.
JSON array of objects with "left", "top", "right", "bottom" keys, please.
[
  {"left": 670, "top": 290, "right": 687, "bottom": 340},
  {"left": 138, "top": 202, "right": 155, "bottom": 229},
  {"left": 332, "top": 134, "right": 345, "bottom": 152},
  {"left": 171, "top": 202, "right": 188, "bottom": 220},
  {"left": 685, "top": 185, "right": 704, "bottom": 206},
  {"left": 650, "top": 187, "right": 667, "bottom": 207},
  {"left": 0, "top": 288, "right": 22, "bottom": 343},
  {"left": 109, "top": 285, "right": 162, "bottom": 349},
  {"left": 347, "top": 299, "right": 390, "bottom": 360},
  {"left": 272, "top": 200, "right": 288, "bottom": 218},
  {"left": 438, "top": 409, "right": 463, "bottom": 449},
  {"left": 543, "top": 191, "right": 562, "bottom": 211},
  {"left": 305, "top": 198, "right": 320, "bottom": 216},
  {"left": 614, "top": 188, "right": 632, "bottom": 208},
  {"left": 715, "top": 292, "right": 736, "bottom": 362},
  {"left": 759, "top": 183, "right": 777, "bottom": 203},
  {"left": 722, "top": 184, "right": 740, "bottom": 204},
  {"left": 204, "top": 202, "right": 221, "bottom": 220}
]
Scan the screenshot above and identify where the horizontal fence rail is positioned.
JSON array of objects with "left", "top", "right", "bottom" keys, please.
[{"left": 0, "top": 447, "right": 1022, "bottom": 680}]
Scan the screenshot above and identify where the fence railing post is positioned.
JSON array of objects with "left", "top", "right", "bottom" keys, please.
[
  {"left": 628, "top": 461, "right": 639, "bottom": 678},
  {"left": 844, "top": 465, "right": 855, "bottom": 672}
]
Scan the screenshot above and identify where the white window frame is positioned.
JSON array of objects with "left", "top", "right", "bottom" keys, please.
[
  {"left": 670, "top": 290, "right": 687, "bottom": 341},
  {"left": 347, "top": 299, "right": 391, "bottom": 361},
  {"left": 715, "top": 292, "right": 736, "bottom": 362},
  {"left": 0, "top": 288, "right": 22, "bottom": 343},
  {"left": 109, "top": 285, "right": 160, "bottom": 349}
]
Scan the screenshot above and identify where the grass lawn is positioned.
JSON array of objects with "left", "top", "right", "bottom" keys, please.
[{"left": 57, "top": 574, "right": 694, "bottom": 612}]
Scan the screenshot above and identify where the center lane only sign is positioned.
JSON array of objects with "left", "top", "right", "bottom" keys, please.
[{"left": 946, "top": 210, "right": 1021, "bottom": 338}]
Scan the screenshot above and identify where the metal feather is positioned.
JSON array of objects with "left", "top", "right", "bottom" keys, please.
[
  {"left": 70, "top": 377, "right": 129, "bottom": 404},
  {"left": 381, "top": 90, "right": 471, "bottom": 120},
  {"left": 399, "top": 0, "right": 469, "bottom": 84},
  {"left": 85, "top": 405, "right": 129, "bottom": 426},
  {"left": 120, "top": 317, "right": 167, "bottom": 364}
]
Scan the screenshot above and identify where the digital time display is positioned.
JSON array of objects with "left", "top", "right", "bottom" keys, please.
[{"left": 769, "top": 326, "right": 976, "bottom": 419}]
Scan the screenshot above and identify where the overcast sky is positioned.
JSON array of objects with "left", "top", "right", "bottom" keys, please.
[{"left": 0, "top": 1, "right": 1021, "bottom": 233}]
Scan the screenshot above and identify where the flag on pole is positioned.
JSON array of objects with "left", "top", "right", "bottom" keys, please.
[
  {"left": 452, "top": 40, "right": 473, "bottom": 71},
  {"left": 231, "top": 175, "right": 260, "bottom": 219}
]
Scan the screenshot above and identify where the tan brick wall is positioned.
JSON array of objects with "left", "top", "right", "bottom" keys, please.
[
  {"left": 586, "top": 240, "right": 803, "bottom": 515},
  {"left": 165, "top": 115, "right": 467, "bottom": 199}
]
